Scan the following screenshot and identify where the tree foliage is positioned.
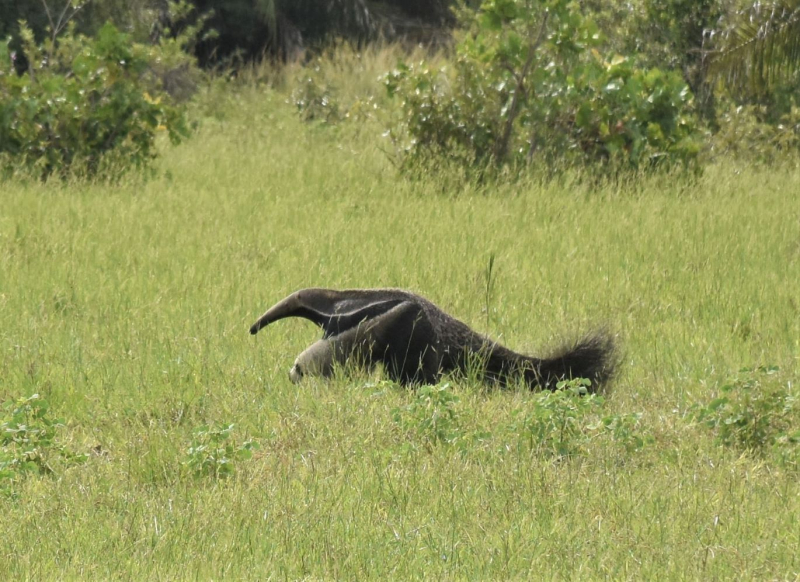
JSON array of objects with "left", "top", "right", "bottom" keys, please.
[
  {"left": 384, "top": 0, "right": 700, "bottom": 175},
  {"left": 709, "top": 1, "right": 800, "bottom": 99},
  {"left": 173, "top": 0, "right": 459, "bottom": 66}
]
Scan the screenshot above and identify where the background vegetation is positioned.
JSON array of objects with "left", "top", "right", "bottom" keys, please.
[
  {"left": 1, "top": 0, "right": 799, "bottom": 578},
  {"left": 3, "top": 0, "right": 800, "bottom": 178},
  {"left": 2, "top": 80, "right": 799, "bottom": 578}
]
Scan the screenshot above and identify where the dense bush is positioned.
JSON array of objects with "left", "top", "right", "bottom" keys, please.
[
  {"left": 553, "top": 54, "right": 700, "bottom": 169},
  {"left": 383, "top": 0, "right": 701, "bottom": 175},
  {"left": 0, "top": 22, "right": 192, "bottom": 179}
]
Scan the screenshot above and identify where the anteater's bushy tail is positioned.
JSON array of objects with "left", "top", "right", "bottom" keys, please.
[{"left": 524, "top": 332, "right": 617, "bottom": 392}]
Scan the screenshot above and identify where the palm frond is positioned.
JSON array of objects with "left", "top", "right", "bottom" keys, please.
[{"left": 708, "top": 1, "right": 800, "bottom": 97}]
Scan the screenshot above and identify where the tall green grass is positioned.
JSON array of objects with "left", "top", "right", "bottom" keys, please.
[{"left": 1, "top": 78, "right": 798, "bottom": 579}]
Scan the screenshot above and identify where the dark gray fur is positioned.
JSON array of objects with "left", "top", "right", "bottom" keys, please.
[{"left": 250, "top": 288, "right": 616, "bottom": 391}]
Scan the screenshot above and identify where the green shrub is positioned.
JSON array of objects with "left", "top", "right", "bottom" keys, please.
[
  {"left": 692, "top": 366, "right": 799, "bottom": 463},
  {"left": 1, "top": 394, "right": 87, "bottom": 497},
  {"left": 185, "top": 423, "right": 258, "bottom": 478},
  {"left": 0, "top": 22, "right": 192, "bottom": 179},
  {"left": 292, "top": 66, "right": 344, "bottom": 124},
  {"left": 383, "top": 0, "right": 701, "bottom": 176},
  {"left": 288, "top": 44, "right": 401, "bottom": 127}
]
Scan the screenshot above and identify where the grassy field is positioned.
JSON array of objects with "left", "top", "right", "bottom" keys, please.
[{"left": 1, "top": 82, "right": 799, "bottom": 579}]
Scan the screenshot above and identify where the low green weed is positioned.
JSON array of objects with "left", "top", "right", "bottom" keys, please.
[
  {"left": 590, "top": 411, "right": 653, "bottom": 454},
  {"left": 511, "top": 378, "right": 601, "bottom": 457},
  {"left": 392, "top": 383, "right": 466, "bottom": 447},
  {"left": 509, "top": 379, "right": 652, "bottom": 458},
  {"left": 0, "top": 394, "right": 87, "bottom": 496},
  {"left": 691, "top": 366, "right": 799, "bottom": 463},
  {"left": 184, "top": 423, "right": 259, "bottom": 479}
]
